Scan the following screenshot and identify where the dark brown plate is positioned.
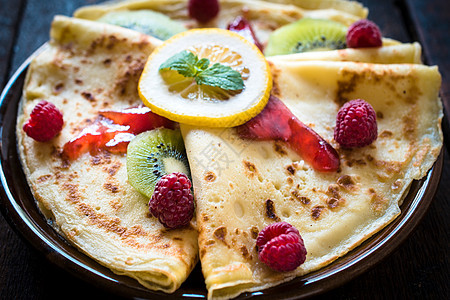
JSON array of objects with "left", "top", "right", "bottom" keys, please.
[{"left": 0, "top": 47, "right": 443, "bottom": 299}]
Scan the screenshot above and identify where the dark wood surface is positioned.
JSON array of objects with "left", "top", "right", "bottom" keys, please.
[{"left": 0, "top": 0, "right": 448, "bottom": 299}]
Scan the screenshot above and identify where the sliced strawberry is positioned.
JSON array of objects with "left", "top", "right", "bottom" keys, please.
[
  {"left": 288, "top": 118, "right": 340, "bottom": 172},
  {"left": 63, "top": 106, "right": 175, "bottom": 160},
  {"left": 227, "top": 16, "right": 263, "bottom": 51},
  {"left": 99, "top": 105, "right": 175, "bottom": 133},
  {"left": 236, "top": 96, "right": 291, "bottom": 141},
  {"left": 237, "top": 96, "right": 339, "bottom": 172},
  {"left": 62, "top": 120, "right": 129, "bottom": 160}
]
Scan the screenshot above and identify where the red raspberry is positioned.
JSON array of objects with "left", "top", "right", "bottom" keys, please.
[
  {"left": 188, "top": 0, "right": 219, "bottom": 23},
  {"left": 256, "top": 222, "right": 307, "bottom": 272},
  {"left": 334, "top": 99, "right": 377, "bottom": 148},
  {"left": 23, "top": 100, "right": 64, "bottom": 142},
  {"left": 346, "top": 19, "right": 382, "bottom": 48},
  {"left": 149, "top": 172, "right": 194, "bottom": 229}
]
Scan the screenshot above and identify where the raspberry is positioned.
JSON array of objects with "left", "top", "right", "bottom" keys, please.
[
  {"left": 149, "top": 172, "right": 194, "bottom": 229},
  {"left": 346, "top": 19, "right": 382, "bottom": 48},
  {"left": 188, "top": 0, "right": 219, "bottom": 23},
  {"left": 334, "top": 99, "right": 377, "bottom": 148},
  {"left": 256, "top": 222, "right": 307, "bottom": 272},
  {"left": 23, "top": 100, "right": 64, "bottom": 142}
]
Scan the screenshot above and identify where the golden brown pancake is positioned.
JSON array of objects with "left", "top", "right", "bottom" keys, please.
[
  {"left": 181, "top": 60, "right": 442, "bottom": 299},
  {"left": 17, "top": 16, "right": 198, "bottom": 293}
]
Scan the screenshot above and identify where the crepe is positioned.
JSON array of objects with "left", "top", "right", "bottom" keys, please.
[
  {"left": 181, "top": 59, "right": 442, "bottom": 299},
  {"left": 267, "top": 42, "right": 423, "bottom": 64},
  {"left": 17, "top": 15, "right": 199, "bottom": 293},
  {"left": 16, "top": 0, "right": 442, "bottom": 298},
  {"left": 74, "top": 0, "right": 365, "bottom": 47}
]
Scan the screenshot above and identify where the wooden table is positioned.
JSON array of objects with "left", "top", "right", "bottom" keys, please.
[{"left": 0, "top": 0, "right": 448, "bottom": 299}]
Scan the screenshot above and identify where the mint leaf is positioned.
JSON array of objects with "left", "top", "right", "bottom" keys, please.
[
  {"left": 196, "top": 63, "right": 244, "bottom": 90},
  {"left": 159, "top": 50, "right": 199, "bottom": 78},
  {"left": 159, "top": 51, "right": 244, "bottom": 91}
]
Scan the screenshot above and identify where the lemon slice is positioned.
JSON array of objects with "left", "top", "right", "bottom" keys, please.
[{"left": 138, "top": 28, "right": 272, "bottom": 127}]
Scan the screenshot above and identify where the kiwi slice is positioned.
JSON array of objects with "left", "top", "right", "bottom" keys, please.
[
  {"left": 127, "top": 128, "right": 190, "bottom": 198},
  {"left": 98, "top": 10, "right": 186, "bottom": 40},
  {"left": 265, "top": 18, "right": 348, "bottom": 56}
]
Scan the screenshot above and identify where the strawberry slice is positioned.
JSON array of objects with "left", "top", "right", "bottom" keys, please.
[
  {"left": 236, "top": 96, "right": 291, "bottom": 141},
  {"left": 288, "top": 118, "right": 340, "bottom": 172},
  {"left": 227, "top": 16, "right": 263, "bottom": 51},
  {"left": 63, "top": 106, "right": 175, "bottom": 160},
  {"left": 237, "top": 96, "right": 339, "bottom": 172},
  {"left": 99, "top": 105, "right": 175, "bottom": 133}
]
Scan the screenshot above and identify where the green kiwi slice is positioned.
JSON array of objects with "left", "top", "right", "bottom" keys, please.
[
  {"left": 127, "top": 128, "right": 190, "bottom": 198},
  {"left": 265, "top": 18, "right": 348, "bottom": 56},
  {"left": 98, "top": 10, "right": 186, "bottom": 40}
]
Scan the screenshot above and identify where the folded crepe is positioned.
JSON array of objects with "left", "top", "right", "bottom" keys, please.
[
  {"left": 74, "top": 0, "right": 364, "bottom": 47},
  {"left": 17, "top": 16, "right": 198, "bottom": 293},
  {"left": 181, "top": 59, "right": 442, "bottom": 299},
  {"left": 267, "top": 42, "right": 423, "bottom": 64},
  {"left": 16, "top": 1, "right": 442, "bottom": 299}
]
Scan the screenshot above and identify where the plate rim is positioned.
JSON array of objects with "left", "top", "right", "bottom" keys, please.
[{"left": 0, "top": 46, "right": 444, "bottom": 299}]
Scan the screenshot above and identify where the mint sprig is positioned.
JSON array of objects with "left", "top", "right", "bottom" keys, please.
[{"left": 159, "top": 50, "right": 244, "bottom": 91}]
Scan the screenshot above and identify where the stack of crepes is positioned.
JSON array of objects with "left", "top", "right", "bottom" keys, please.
[{"left": 16, "top": 0, "right": 442, "bottom": 299}]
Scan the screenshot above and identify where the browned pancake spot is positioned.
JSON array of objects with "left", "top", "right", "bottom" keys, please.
[
  {"left": 265, "top": 199, "right": 281, "bottom": 222},
  {"left": 291, "top": 190, "right": 311, "bottom": 205},
  {"left": 115, "top": 58, "right": 145, "bottom": 95},
  {"left": 379, "top": 130, "right": 393, "bottom": 138},
  {"left": 368, "top": 188, "right": 389, "bottom": 214},
  {"left": 286, "top": 177, "right": 294, "bottom": 185},
  {"left": 327, "top": 198, "right": 340, "bottom": 209},
  {"left": 37, "top": 174, "right": 52, "bottom": 183},
  {"left": 274, "top": 142, "right": 287, "bottom": 156},
  {"left": 337, "top": 175, "right": 356, "bottom": 191},
  {"left": 53, "top": 83, "right": 64, "bottom": 94},
  {"left": 402, "top": 114, "right": 417, "bottom": 141},
  {"left": 105, "top": 162, "right": 121, "bottom": 176},
  {"left": 240, "top": 245, "right": 250, "bottom": 260},
  {"left": 204, "top": 171, "right": 216, "bottom": 182},
  {"left": 286, "top": 165, "right": 296, "bottom": 175},
  {"left": 214, "top": 226, "right": 227, "bottom": 242},
  {"left": 250, "top": 226, "right": 259, "bottom": 239},
  {"left": 268, "top": 61, "right": 282, "bottom": 98},
  {"left": 104, "top": 183, "right": 119, "bottom": 193},
  {"left": 81, "top": 91, "right": 95, "bottom": 102},
  {"left": 311, "top": 205, "right": 326, "bottom": 220},
  {"left": 327, "top": 184, "right": 341, "bottom": 199},
  {"left": 103, "top": 58, "right": 112, "bottom": 66},
  {"left": 243, "top": 160, "right": 257, "bottom": 178}
]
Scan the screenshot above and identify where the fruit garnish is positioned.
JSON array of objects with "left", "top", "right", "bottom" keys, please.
[
  {"left": 159, "top": 50, "right": 244, "bottom": 91},
  {"left": 97, "top": 10, "right": 187, "bottom": 40},
  {"left": 237, "top": 96, "right": 340, "bottom": 172},
  {"left": 99, "top": 105, "right": 175, "bottom": 133},
  {"left": 23, "top": 100, "right": 64, "bottom": 142},
  {"left": 256, "top": 222, "right": 307, "bottom": 272},
  {"left": 62, "top": 106, "right": 174, "bottom": 160},
  {"left": 346, "top": 19, "right": 382, "bottom": 48},
  {"left": 126, "top": 128, "right": 190, "bottom": 198},
  {"left": 227, "top": 16, "right": 263, "bottom": 52},
  {"left": 188, "top": 0, "right": 219, "bottom": 23},
  {"left": 334, "top": 99, "right": 377, "bottom": 148},
  {"left": 265, "top": 18, "right": 347, "bottom": 56},
  {"left": 138, "top": 28, "right": 272, "bottom": 127},
  {"left": 149, "top": 172, "right": 194, "bottom": 229}
]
